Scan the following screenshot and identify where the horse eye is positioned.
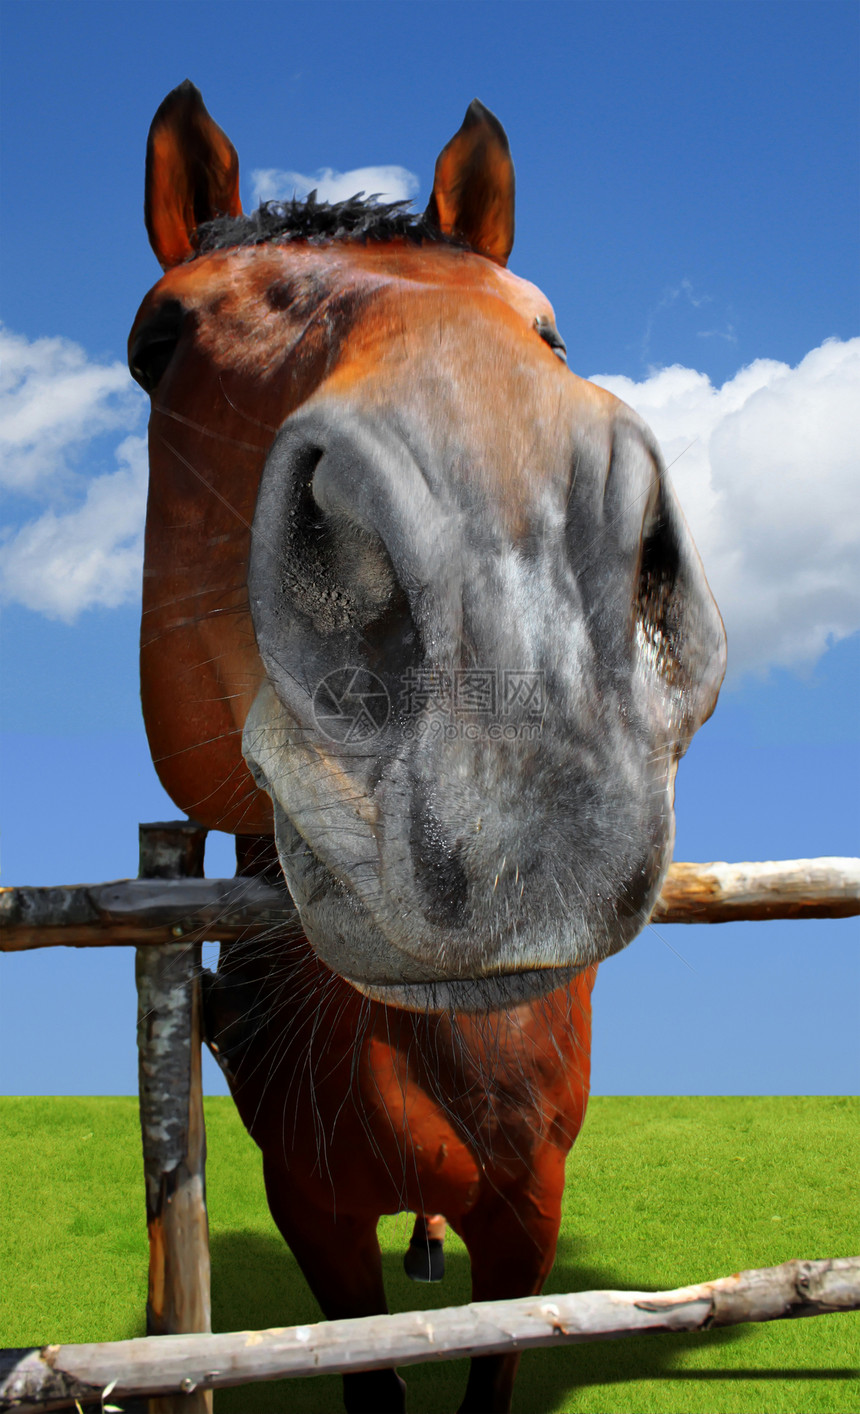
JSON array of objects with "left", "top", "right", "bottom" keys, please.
[
  {"left": 129, "top": 300, "right": 185, "bottom": 393},
  {"left": 535, "top": 316, "right": 567, "bottom": 365}
]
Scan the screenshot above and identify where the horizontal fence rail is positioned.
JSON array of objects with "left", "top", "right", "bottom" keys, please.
[
  {"left": 2, "top": 857, "right": 858, "bottom": 952},
  {"left": 2, "top": 1256, "right": 858, "bottom": 1410},
  {"left": 0, "top": 874, "right": 294, "bottom": 951},
  {"left": 649, "top": 857, "right": 860, "bottom": 923}
]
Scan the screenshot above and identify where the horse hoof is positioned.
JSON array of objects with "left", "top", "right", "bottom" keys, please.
[{"left": 403, "top": 1236, "right": 445, "bottom": 1282}]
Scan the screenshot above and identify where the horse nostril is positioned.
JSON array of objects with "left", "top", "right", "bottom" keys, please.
[
  {"left": 295, "top": 450, "right": 329, "bottom": 536},
  {"left": 637, "top": 509, "right": 682, "bottom": 681},
  {"left": 251, "top": 420, "right": 425, "bottom": 726},
  {"left": 261, "top": 439, "right": 402, "bottom": 637}
]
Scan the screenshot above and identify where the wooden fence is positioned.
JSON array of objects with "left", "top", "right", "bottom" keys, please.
[{"left": 1, "top": 823, "right": 858, "bottom": 1413}]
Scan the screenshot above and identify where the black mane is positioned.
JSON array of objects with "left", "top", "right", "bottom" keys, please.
[{"left": 195, "top": 193, "right": 463, "bottom": 255}]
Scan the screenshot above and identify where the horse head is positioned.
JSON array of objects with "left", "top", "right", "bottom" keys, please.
[{"left": 131, "top": 82, "right": 725, "bottom": 1010}]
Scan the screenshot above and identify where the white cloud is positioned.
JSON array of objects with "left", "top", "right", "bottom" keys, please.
[
  {"left": 0, "top": 435, "right": 148, "bottom": 621},
  {"left": 592, "top": 337, "right": 860, "bottom": 680},
  {"left": 250, "top": 164, "right": 419, "bottom": 207},
  {"left": 0, "top": 326, "right": 143, "bottom": 494},
  {"left": 0, "top": 327, "right": 147, "bottom": 620}
]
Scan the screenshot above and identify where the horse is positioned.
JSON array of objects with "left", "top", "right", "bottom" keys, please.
[{"left": 130, "top": 81, "right": 726, "bottom": 1412}]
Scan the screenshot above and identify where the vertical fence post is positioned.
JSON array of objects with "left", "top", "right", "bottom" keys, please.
[{"left": 136, "top": 822, "right": 212, "bottom": 1414}]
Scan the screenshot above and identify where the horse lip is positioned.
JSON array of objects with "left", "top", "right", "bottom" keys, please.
[{"left": 347, "top": 965, "right": 586, "bottom": 1014}]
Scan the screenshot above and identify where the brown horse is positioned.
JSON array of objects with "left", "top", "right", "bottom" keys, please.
[{"left": 130, "top": 82, "right": 725, "bottom": 1412}]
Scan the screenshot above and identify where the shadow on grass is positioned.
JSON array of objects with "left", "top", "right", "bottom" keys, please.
[{"left": 204, "top": 1225, "right": 847, "bottom": 1414}]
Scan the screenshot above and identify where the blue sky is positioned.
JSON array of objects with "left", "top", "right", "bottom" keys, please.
[{"left": 1, "top": 0, "right": 858, "bottom": 1096}]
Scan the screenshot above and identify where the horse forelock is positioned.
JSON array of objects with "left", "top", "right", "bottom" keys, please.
[{"left": 194, "top": 195, "right": 468, "bottom": 257}]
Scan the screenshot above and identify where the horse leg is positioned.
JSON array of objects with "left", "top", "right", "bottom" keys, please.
[
  {"left": 262, "top": 1158, "right": 406, "bottom": 1414},
  {"left": 456, "top": 1183, "right": 564, "bottom": 1414},
  {"left": 403, "top": 1211, "right": 447, "bottom": 1282}
]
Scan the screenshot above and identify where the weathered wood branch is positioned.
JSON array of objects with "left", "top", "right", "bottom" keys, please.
[
  {"left": 650, "top": 857, "right": 860, "bottom": 923},
  {"left": 1, "top": 857, "right": 857, "bottom": 952},
  {"left": 1, "top": 1255, "right": 857, "bottom": 1410},
  {"left": 0, "top": 875, "right": 298, "bottom": 952}
]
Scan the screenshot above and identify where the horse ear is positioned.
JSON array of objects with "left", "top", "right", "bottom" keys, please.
[
  {"left": 426, "top": 100, "right": 515, "bottom": 266},
  {"left": 145, "top": 80, "right": 242, "bottom": 270}
]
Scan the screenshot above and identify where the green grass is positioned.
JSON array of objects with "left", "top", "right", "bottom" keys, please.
[{"left": 2, "top": 1096, "right": 857, "bottom": 1412}]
